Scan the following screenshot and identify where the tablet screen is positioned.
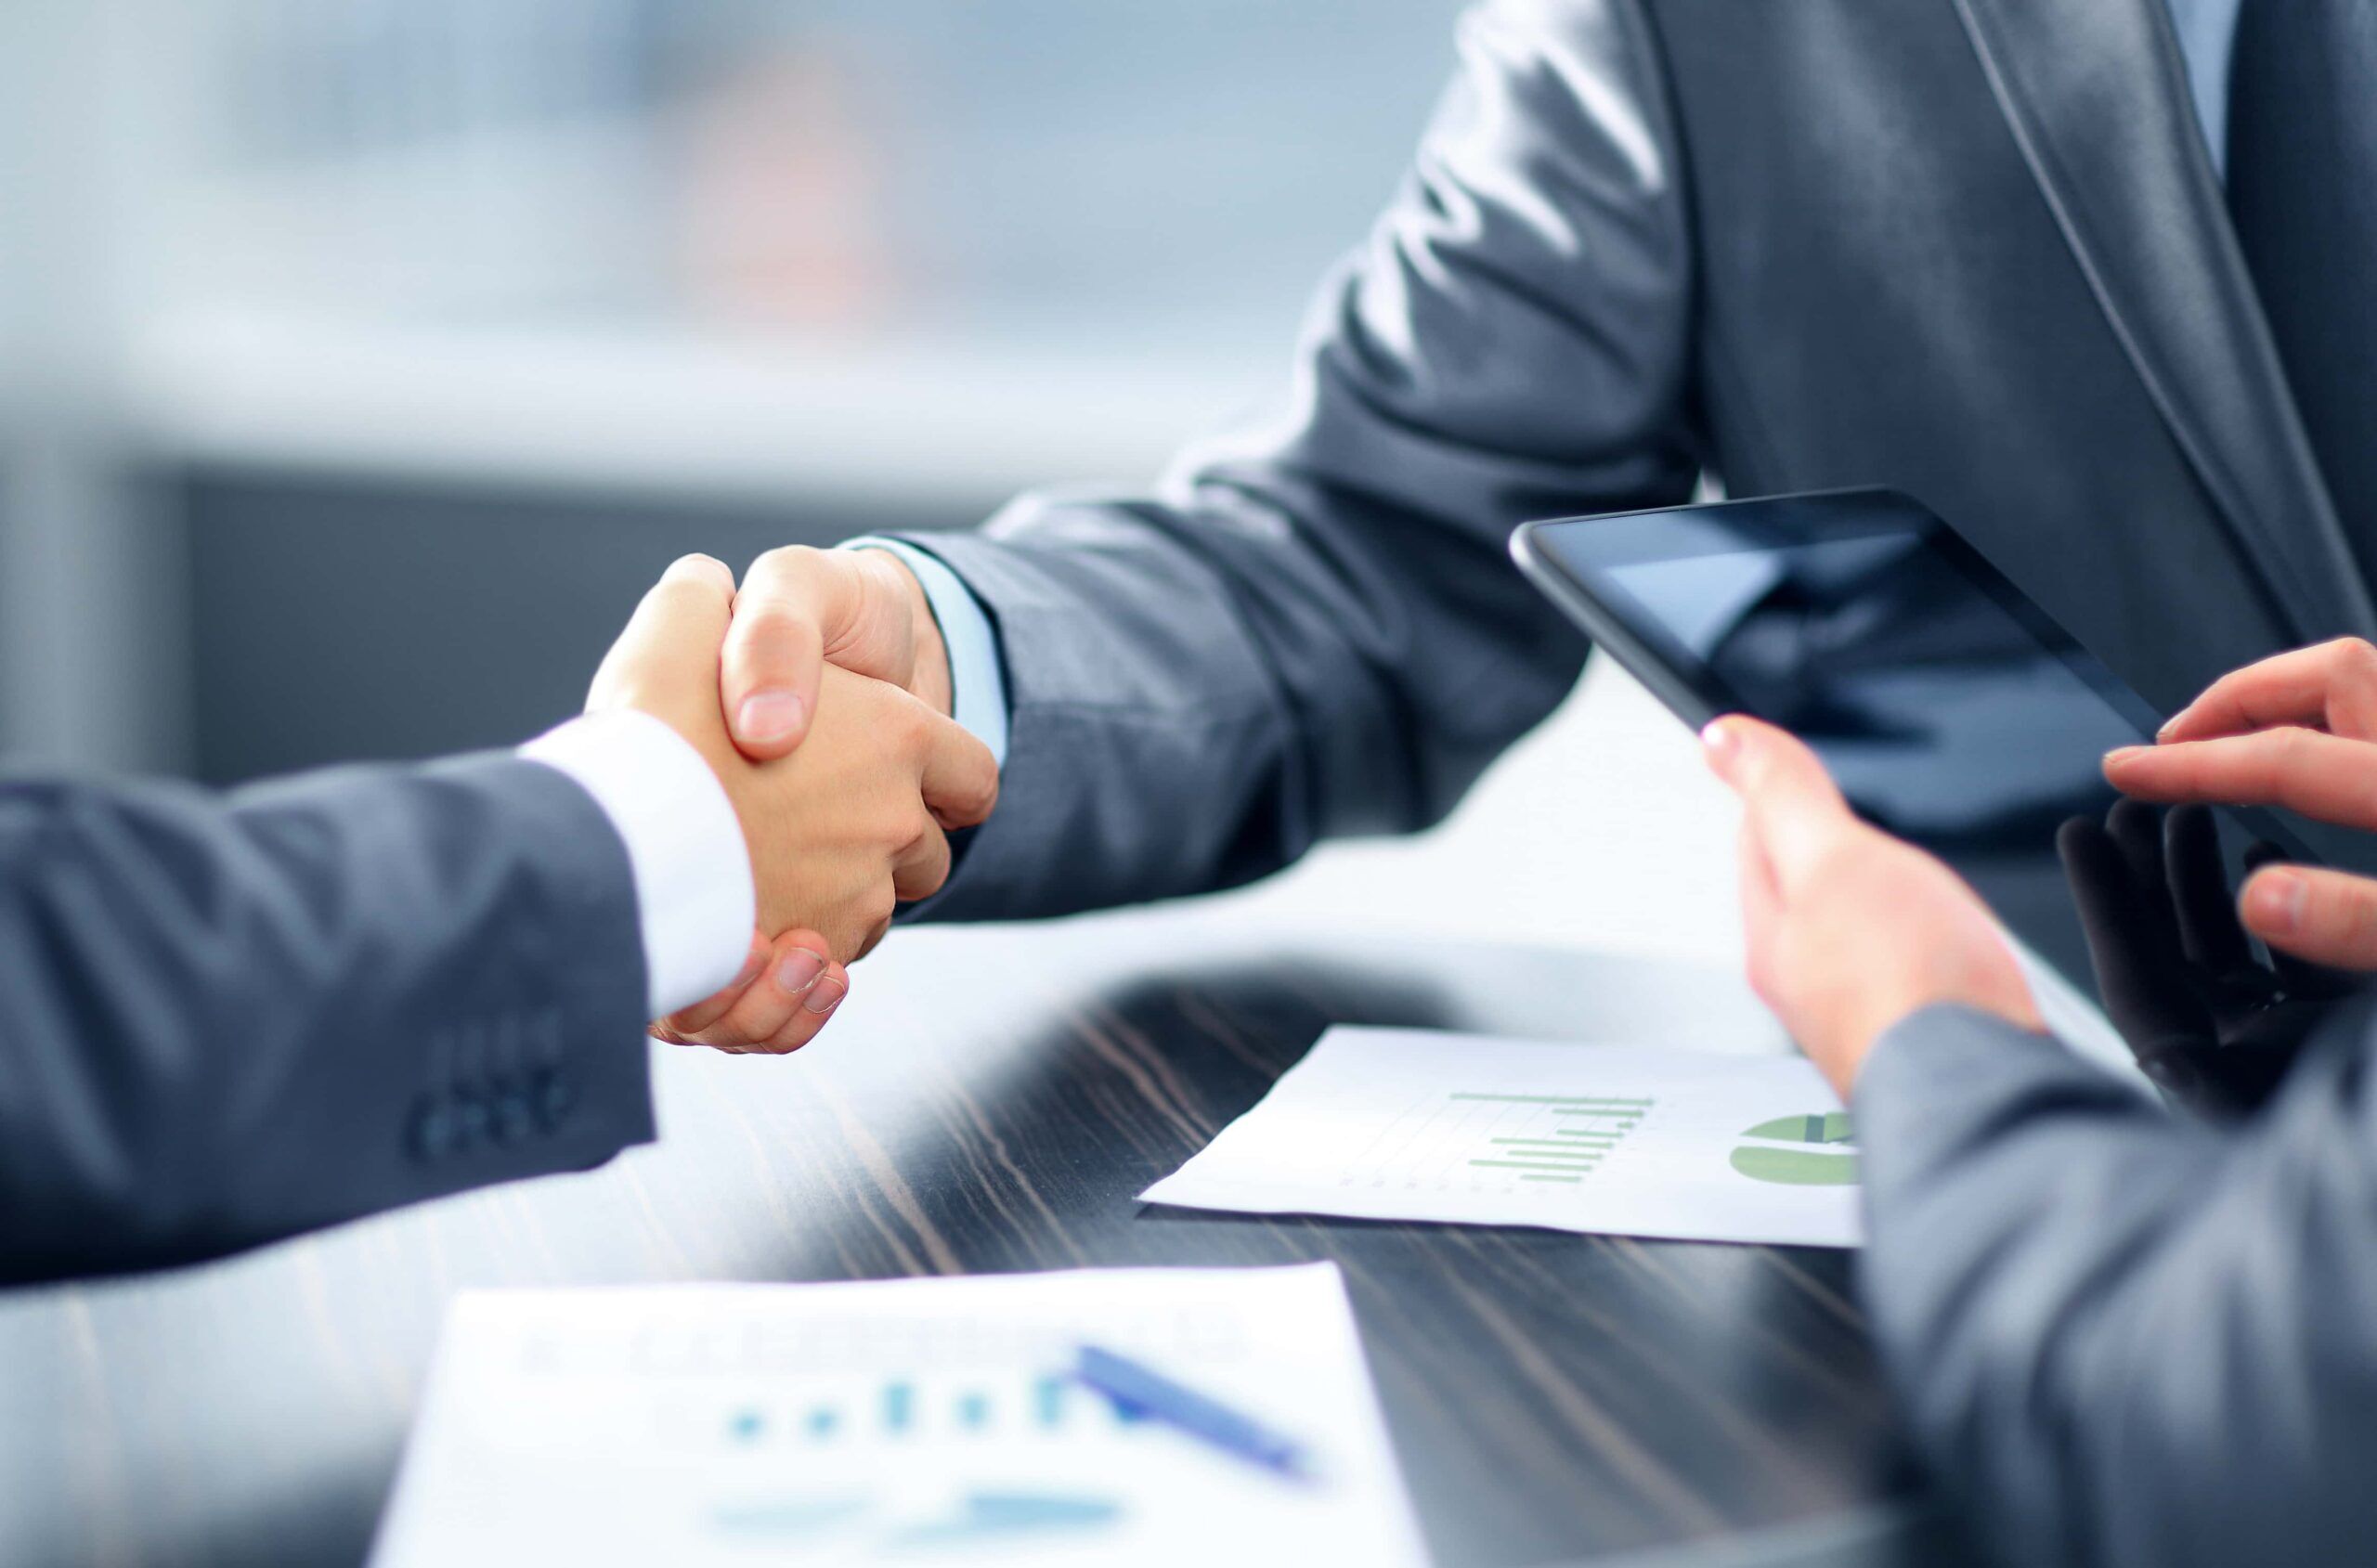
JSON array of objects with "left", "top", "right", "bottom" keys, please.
[{"left": 1518, "top": 490, "right": 2310, "bottom": 1009}]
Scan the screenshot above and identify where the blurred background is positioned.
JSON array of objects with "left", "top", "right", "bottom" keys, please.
[
  {"left": 0, "top": 0, "right": 1460, "bottom": 781},
  {"left": 0, "top": 0, "right": 1752, "bottom": 964}
]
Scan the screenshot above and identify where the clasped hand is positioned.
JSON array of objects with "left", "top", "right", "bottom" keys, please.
[{"left": 588, "top": 550, "right": 983, "bottom": 1053}]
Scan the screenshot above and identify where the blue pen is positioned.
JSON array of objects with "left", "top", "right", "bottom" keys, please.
[{"left": 1072, "top": 1343, "right": 1318, "bottom": 1482}]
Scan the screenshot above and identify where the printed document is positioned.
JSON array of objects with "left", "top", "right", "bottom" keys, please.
[
  {"left": 1143, "top": 1028, "right": 1862, "bottom": 1248},
  {"left": 370, "top": 1263, "right": 1426, "bottom": 1566}
]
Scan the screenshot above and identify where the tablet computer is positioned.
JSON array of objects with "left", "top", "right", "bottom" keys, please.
[{"left": 1510, "top": 486, "right": 2318, "bottom": 1021}]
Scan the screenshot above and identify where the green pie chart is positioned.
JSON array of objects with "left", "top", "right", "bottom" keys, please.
[{"left": 1729, "top": 1112, "right": 1859, "bottom": 1186}]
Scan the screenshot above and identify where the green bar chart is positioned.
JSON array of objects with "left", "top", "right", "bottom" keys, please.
[
  {"left": 1445, "top": 1092, "right": 1655, "bottom": 1185},
  {"left": 1143, "top": 1027, "right": 1869, "bottom": 1246}
]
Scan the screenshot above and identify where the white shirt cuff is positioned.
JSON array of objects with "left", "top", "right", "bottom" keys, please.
[
  {"left": 841, "top": 537, "right": 1010, "bottom": 767},
  {"left": 519, "top": 711, "right": 756, "bottom": 1019}
]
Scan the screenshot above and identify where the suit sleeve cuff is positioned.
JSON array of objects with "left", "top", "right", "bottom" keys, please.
[
  {"left": 842, "top": 537, "right": 1010, "bottom": 767},
  {"left": 518, "top": 711, "right": 755, "bottom": 1019}
]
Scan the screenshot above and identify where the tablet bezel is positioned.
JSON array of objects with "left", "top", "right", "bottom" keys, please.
[{"left": 1510, "top": 486, "right": 2172, "bottom": 745}]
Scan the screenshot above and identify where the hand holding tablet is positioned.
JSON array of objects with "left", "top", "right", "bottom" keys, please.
[{"left": 1512, "top": 488, "right": 2333, "bottom": 1099}]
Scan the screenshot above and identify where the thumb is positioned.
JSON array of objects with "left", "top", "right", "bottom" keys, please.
[
  {"left": 722, "top": 547, "right": 867, "bottom": 759},
  {"left": 2240, "top": 864, "right": 2377, "bottom": 971},
  {"left": 1702, "top": 716, "right": 1856, "bottom": 895}
]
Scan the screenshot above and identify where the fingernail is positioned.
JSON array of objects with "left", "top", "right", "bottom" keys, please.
[
  {"left": 1701, "top": 719, "right": 1740, "bottom": 763},
  {"left": 2245, "top": 870, "right": 2306, "bottom": 934},
  {"left": 2104, "top": 745, "right": 2148, "bottom": 767},
  {"left": 736, "top": 691, "right": 806, "bottom": 745},
  {"left": 2155, "top": 717, "right": 2179, "bottom": 741},
  {"left": 773, "top": 948, "right": 826, "bottom": 997},
  {"left": 804, "top": 973, "right": 848, "bottom": 1016}
]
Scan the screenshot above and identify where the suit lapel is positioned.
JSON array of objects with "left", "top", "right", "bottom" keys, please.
[{"left": 1949, "top": 0, "right": 2376, "bottom": 641}]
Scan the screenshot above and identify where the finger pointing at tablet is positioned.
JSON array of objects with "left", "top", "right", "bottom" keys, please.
[
  {"left": 2105, "top": 729, "right": 2377, "bottom": 834},
  {"left": 2109, "top": 638, "right": 2377, "bottom": 972}
]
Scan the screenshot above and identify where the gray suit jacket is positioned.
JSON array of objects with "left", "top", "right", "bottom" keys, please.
[
  {"left": 903, "top": 0, "right": 2371, "bottom": 920},
  {"left": 890, "top": 2, "right": 2377, "bottom": 1559},
  {"left": 0, "top": 755, "right": 654, "bottom": 1283},
  {"left": 1860, "top": 1002, "right": 2377, "bottom": 1567}
]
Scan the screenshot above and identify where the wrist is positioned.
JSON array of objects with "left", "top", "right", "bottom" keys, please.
[{"left": 1835, "top": 974, "right": 2038, "bottom": 1093}]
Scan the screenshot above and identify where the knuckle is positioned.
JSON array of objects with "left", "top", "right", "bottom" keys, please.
[
  {"left": 1802, "top": 835, "right": 1869, "bottom": 890},
  {"left": 695, "top": 1017, "right": 763, "bottom": 1050},
  {"left": 663, "top": 554, "right": 733, "bottom": 599},
  {"left": 2265, "top": 728, "right": 2309, "bottom": 782},
  {"left": 742, "top": 544, "right": 825, "bottom": 593},
  {"left": 2338, "top": 879, "right": 2377, "bottom": 940},
  {"left": 2339, "top": 640, "right": 2377, "bottom": 706},
  {"left": 733, "top": 597, "right": 818, "bottom": 645},
  {"left": 886, "top": 715, "right": 936, "bottom": 768},
  {"left": 647, "top": 574, "right": 719, "bottom": 617},
  {"left": 859, "top": 884, "right": 899, "bottom": 932},
  {"left": 665, "top": 552, "right": 734, "bottom": 590},
  {"left": 953, "top": 764, "right": 1000, "bottom": 822}
]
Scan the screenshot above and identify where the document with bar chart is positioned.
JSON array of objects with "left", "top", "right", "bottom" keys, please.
[
  {"left": 370, "top": 1264, "right": 1425, "bottom": 1568},
  {"left": 1142, "top": 1028, "right": 1862, "bottom": 1248}
]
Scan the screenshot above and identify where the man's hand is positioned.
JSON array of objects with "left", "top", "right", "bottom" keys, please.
[
  {"left": 650, "top": 928, "right": 850, "bottom": 1056},
  {"left": 585, "top": 554, "right": 997, "bottom": 1052},
  {"left": 720, "top": 546, "right": 953, "bottom": 757},
  {"left": 1704, "top": 716, "right": 2042, "bottom": 1096},
  {"left": 2107, "top": 637, "right": 2377, "bottom": 970}
]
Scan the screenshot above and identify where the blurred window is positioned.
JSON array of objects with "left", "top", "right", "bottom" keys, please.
[{"left": 149, "top": 0, "right": 1461, "bottom": 357}]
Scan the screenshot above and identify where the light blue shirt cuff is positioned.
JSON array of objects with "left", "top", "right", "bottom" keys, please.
[{"left": 839, "top": 538, "right": 1009, "bottom": 768}]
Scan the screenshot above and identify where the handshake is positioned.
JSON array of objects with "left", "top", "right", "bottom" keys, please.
[{"left": 589, "top": 546, "right": 990, "bottom": 1054}]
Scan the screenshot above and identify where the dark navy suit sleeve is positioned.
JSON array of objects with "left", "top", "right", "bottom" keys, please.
[
  {"left": 1854, "top": 1000, "right": 2377, "bottom": 1566},
  {"left": 0, "top": 752, "right": 654, "bottom": 1283}
]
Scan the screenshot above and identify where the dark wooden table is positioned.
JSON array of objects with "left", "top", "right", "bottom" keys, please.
[{"left": 0, "top": 910, "right": 1947, "bottom": 1568}]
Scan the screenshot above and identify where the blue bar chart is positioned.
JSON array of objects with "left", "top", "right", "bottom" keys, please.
[{"left": 721, "top": 1372, "right": 1105, "bottom": 1450}]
